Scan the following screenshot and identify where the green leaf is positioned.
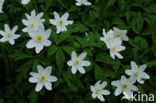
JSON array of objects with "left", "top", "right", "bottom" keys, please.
[
  {"left": 137, "top": 12, "right": 144, "bottom": 33},
  {"left": 28, "top": 90, "right": 38, "bottom": 103},
  {"left": 56, "top": 48, "right": 65, "bottom": 73},
  {"left": 47, "top": 45, "right": 57, "bottom": 56}
]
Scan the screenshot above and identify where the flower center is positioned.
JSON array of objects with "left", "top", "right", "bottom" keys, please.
[
  {"left": 112, "top": 45, "right": 119, "bottom": 52},
  {"left": 59, "top": 19, "right": 64, "bottom": 26},
  {"left": 6, "top": 33, "right": 12, "bottom": 37},
  {"left": 107, "top": 35, "right": 113, "bottom": 41},
  {"left": 34, "top": 34, "right": 43, "bottom": 43},
  {"left": 96, "top": 87, "right": 102, "bottom": 94},
  {"left": 80, "top": 0, "right": 83, "bottom": 3},
  {"left": 135, "top": 71, "right": 140, "bottom": 77},
  {"left": 115, "top": 33, "right": 121, "bottom": 38},
  {"left": 29, "top": 23, "right": 35, "bottom": 28},
  {"left": 74, "top": 59, "right": 81, "bottom": 66},
  {"left": 122, "top": 83, "right": 130, "bottom": 91},
  {"left": 38, "top": 74, "right": 47, "bottom": 82}
]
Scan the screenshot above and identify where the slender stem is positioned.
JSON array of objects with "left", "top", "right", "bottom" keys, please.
[{"left": 57, "top": 0, "right": 68, "bottom": 9}]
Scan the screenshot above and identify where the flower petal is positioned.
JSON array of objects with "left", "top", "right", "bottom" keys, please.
[
  {"left": 37, "top": 65, "right": 44, "bottom": 73},
  {"left": 29, "top": 77, "right": 38, "bottom": 83},
  {"left": 81, "top": 60, "right": 90, "bottom": 66},
  {"left": 35, "top": 83, "right": 43, "bottom": 92},
  {"left": 78, "top": 52, "right": 87, "bottom": 60},
  {"left": 77, "top": 66, "right": 86, "bottom": 74},
  {"left": 114, "top": 87, "right": 122, "bottom": 96},
  {"left": 44, "top": 82, "right": 52, "bottom": 90}
]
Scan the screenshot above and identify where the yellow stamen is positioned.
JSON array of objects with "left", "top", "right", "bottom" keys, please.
[
  {"left": 7, "top": 33, "right": 12, "bottom": 37},
  {"left": 96, "top": 87, "right": 102, "bottom": 94},
  {"left": 122, "top": 83, "right": 130, "bottom": 91},
  {"left": 34, "top": 34, "right": 43, "bottom": 43},
  {"left": 74, "top": 59, "right": 81, "bottom": 66},
  {"left": 38, "top": 74, "right": 47, "bottom": 82}
]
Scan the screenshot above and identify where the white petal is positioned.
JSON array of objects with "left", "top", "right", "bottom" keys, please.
[
  {"left": 22, "top": 19, "right": 29, "bottom": 26},
  {"left": 37, "top": 12, "right": 44, "bottom": 18},
  {"left": 129, "top": 76, "right": 137, "bottom": 84},
  {"left": 84, "top": 2, "right": 92, "bottom": 5},
  {"left": 78, "top": 52, "right": 87, "bottom": 60},
  {"left": 45, "top": 29, "right": 51, "bottom": 39},
  {"left": 61, "top": 12, "right": 69, "bottom": 20},
  {"left": 125, "top": 70, "right": 133, "bottom": 76},
  {"left": 26, "top": 40, "right": 36, "bottom": 48},
  {"left": 71, "top": 66, "right": 77, "bottom": 74},
  {"left": 67, "top": 60, "right": 72, "bottom": 66},
  {"left": 91, "top": 93, "right": 96, "bottom": 98},
  {"left": 110, "top": 51, "right": 115, "bottom": 59},
  {"left": 71, "top": 51, "right": 77, "bottom": 60},
  {"left": 102, "top": 90, "right": 110, "bottom": 95},
  {"left": 35, "top": 45, "right": 44, "bottom": 54},
  {"left": 29, "top": 77, "right": 38, "bottom": 83},
  {"left": 131, "top": 61, "right": 138, "bottom": 70},
  {"left": 9, "top": 40, "right": 15, "bottom": 45},
  {"left": 75, "top": 2, "right": 82, "bottom": 6},
  {"left": 22, "top": 27, "right": 28, "bottom": 32},
  {"left": 111, "top": 81, "right": 120, "bottom": 87},
  {"left": 139, "top": 64, "right": 147, "bottom": 72},
  {"left": 54, "top": 12, "right": 60, "bottom": 20},
  {"left": 49, "top": 19, "right": 56, "bottom": 25},
  {"left": 90, "top": 86, "right": 95, "bottom": 92},
  {"left": 30, "top": 72, "right": 38, "bottom": 77},
  {"left": 5, "top": 24, "right": 10, "bottom": 32},
  {"left": 31, "top": 10, "right": 36, "bottom": 17},
  {"left": 12, "top": 25, "right": 18, "bottom": 33},
  {"left": 37, "top": 65, "right": 44, "bottom": 73},
  {"left": 77, "top": 66, "right": 86, "bottom": 74},
  {"left": 137, "top": 78, "right": 144, "bottom": 84},
  {"left": 131, "top": 85, "right": 138, "bottom": 91},
  {"left": 123, "top": 90, "right": 132, "bottom": 99},
  {"left": 0, "top": 37, "right": 8, "bottom": 42},
  {"left": 101, "top": 81, "right": 107, "bottom": 88},
  {"left": 114, "top": 87, "right": 122, "bottom": 96},
  {"left": 95, "top": 80, "right": 100, "bottom": 85},
  {"left": 66, "top": 20, "right": 73, "bottom": 25},
  {"left": 56, "top": 28, "right": 61, "bottom": 34},
  {"left": 12, "top": 34, "right": 20, "bottom": 39},
  {"left": 43, "top": 40, "right": 51, "bottom": 47},
  {"left": 35, "top": 83, "right": 43, "bottom": 92},
  {"left": 44, "top": 82, "right": 52, "bottom": 90},
  {"left": 0, "top": 30, "right": 5, "bottom": 36},
  {"left": 48, "top": 76, "right": 57, "bottom": 82},
  {"left": 142, "top": 72, "right": 150, "bottom": 79},
  {"left": 97, "top": 95, "right": 104, "bottom": 101},
  {"left": 45, "top": 66, "right": 52, "bottom": 75},
  {"left": 81, "top": 61, "right": 91, "bottom": 66},
  {"left": 116, "top": 52, "right": 123, "bottom": 59}
]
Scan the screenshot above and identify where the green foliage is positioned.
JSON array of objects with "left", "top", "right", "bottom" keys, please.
[{"left": 0, "top": 0, "right": 155, "bottom": 103}]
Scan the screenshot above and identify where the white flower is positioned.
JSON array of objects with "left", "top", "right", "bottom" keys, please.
[
  {"left": 67, "top": 51, "right": 91, "bottom": 74},
  {"left": 22, "top": 10, "right": 45, "bottom": 32},
  {"left": 111, "top": 75, "right": 138, "bottom": 99},
  {"left": 125, "top": 61, "right": 150, "bottom": 84},
  {"left": 109, "top": 38, "right": 125, "bottom": 59},
  {"left": 90, "top": 81, "right": 110, "bottom": 101},
  {"left": 0, "top": 24, "right": 20, "bottom": 45},
  {"left": 21, "top": 0, "right": 30, "bottom": 5},
  {"left": 26, "top": 26, "right": 52, "bottom": 54},
  {"left": 29, "top": 65, "right": 57, "bottom": 92},
  {"left": 113, "top": 27, "right": 129, "bottom": 41},
  {"left": 75, "top": 0, "right": 91, "bottom": 6},
  {"left": 0, "top": 0, "right": 4, "bottom": 13},
  {"left": 100, "top": 29, "right": 114, "bottom": 48},
  {"left": 49, "top": 12, "right": 73, "bottom": 34}
]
